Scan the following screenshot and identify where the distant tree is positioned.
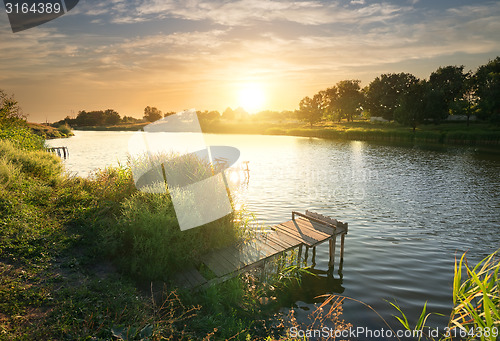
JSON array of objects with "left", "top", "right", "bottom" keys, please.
[
  {"left": 474, "top": 56, "right": 500, "bottom": 122},
  {"left": 103, "top": 109, "right": 121, "bottom": 125},
  {"left": 322, "top": 86, "right": 340, "bottom": 122},
  {"left": 297, "top": 95, "right": 323, "bottom": 127},
  {"left": 222, "top": 107, "right": 235, "bottom": 120},
  {"left": 452, "top": 74, "right": 477, "bottom": 126},
  {"left": 428, "top": 65, "right": 469, "bottom": 123},
  {"left": 394, "top": 81, "right": 426, "bottom": 131},
  {"left": 74, "top": 110, "right": 103, "bottom": 126},
  {"left": 0, "top": 90, "right": 25, "bottom": 127},
  {"left": 233, "top": 107, "right": 250, "bottom": 120},
  {"left": 196, "top": 110, "right": 220, "bottom": 120},
  {"left": 423, "top": 82, "right": 449, "bottom": 123},
  {"left": 164, "top": 111, "right": 177, "bottom": 118},
  {"left": 143, "top": 106, "right": 163, "bottom": 122},
  {"left": 365, "top": 73, "right": 418, "bottom": 120},
  {"left": 122, "top": 116, "right": 140, "bottom": 123},
  {"left": 333, "top": 80, "right": 364, "bottom": 122}
]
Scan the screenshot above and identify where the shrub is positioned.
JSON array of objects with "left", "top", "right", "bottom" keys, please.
[
  {"left": 0, "top": 140, "right": 62, "bottom": 183},
  {"left": 57, "top": 123, "right": 72, "bottom": 136},
  {"left": 102, "top": 191, "right": 238, "bottom": 280},
  {"left": 0, "top": 125, "right": 45, "bottom": 151}
]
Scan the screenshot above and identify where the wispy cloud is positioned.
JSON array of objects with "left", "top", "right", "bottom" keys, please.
[
  {"left": 0, "top": 0, "right": 499, "bottom": 120},
  {"left": 74, "top": 0, "right": 410, "bottom": 27}
]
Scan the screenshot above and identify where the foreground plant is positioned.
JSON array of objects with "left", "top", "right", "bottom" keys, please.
[{"left": 392, "top": 250, "right": 500, "bottom": 341}]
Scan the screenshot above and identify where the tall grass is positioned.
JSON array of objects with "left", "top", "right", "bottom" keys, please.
[
  {"left": 448, "top": 251, "right": 499, "bottom": 340},
  {"left": 0, "top": 139, "right": 62, "bottom": 184},
  {"left": 96, "top": 151, "right": 246, "bottom": 281},
  {"left": 0, "top": 124, "right": 45, "bottom": 150},
  {"left": 391, "top": 250, "right": 500, "bottom": 341}
]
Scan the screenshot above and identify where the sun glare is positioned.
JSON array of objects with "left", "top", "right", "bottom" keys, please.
[{"left": 238, "top": 84, "right": 266, "bottom": 113}]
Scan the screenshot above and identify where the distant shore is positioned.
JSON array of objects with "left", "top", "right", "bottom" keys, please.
[
  {"left": 28, "top": 122, "right": 74, "bottom": 139},
  {"left": 65, "top": 120, "right": 500, "bottom": 147}
]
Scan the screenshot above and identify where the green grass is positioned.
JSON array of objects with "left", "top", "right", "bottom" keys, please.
[
  {"left": 0, "top": 124, "right": 45, "bottom": 151},
  {"left": 0, "top": 135, "right": 301, "bottom": 340},
  {"left": 199, "top": 119, "right": 500, "bottom": 147}
]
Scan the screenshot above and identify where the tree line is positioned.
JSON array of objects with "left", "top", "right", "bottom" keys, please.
[
  {"left": 296, "top": 56, "right": 500, "bottom": 130},
  {"left": 53, "top": 106, "right": 232, "bottom": 127}
]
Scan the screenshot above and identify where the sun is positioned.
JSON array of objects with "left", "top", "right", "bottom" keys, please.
[{"left": 238, "top": 84, "right": 266, "bottom": 113}]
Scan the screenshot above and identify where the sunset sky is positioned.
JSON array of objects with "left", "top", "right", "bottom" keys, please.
[{"left": 1, "top": 0, "right": 500, "bottom": 122}]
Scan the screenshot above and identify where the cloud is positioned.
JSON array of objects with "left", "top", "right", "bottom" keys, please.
[{"left": 73, "top": 0, "right": 409, "bottom": 27}]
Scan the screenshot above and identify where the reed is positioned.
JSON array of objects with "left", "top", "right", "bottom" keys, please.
[{"left": 391, "top": 250, "right": 500, "bottom": 341}]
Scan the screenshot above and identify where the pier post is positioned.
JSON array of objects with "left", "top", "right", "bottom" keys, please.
[
  {"left": 304, "top": 246, "right": 309, "bottom": 265},
  {"left": 340, "top": 233, "right": 345, "bottom": 262},
  {"left": 329, "top": 235, "right": 337, "bottom": 268},
  {"left": 311, "top": 246, "right": 316, "bottom": 266},
  {"left": 297, "top": 245, "right": 303, "bottom": 265}
]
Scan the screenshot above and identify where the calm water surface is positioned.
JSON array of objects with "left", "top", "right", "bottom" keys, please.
[{"left": 48, "top": 131, "right": 500, "bottom": 335}]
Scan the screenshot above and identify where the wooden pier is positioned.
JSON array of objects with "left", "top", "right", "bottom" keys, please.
[
  {"left": 173, "top": 211, "right": 348, "bottom": 290},
  {"left": 47, "top": 146, "right": 69, "bottom": 159}
]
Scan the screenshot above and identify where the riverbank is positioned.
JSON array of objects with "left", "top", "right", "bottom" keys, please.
[
  {"left": 201, "top": 120, "right": 500, "bottom": 147},
  {"left": 0, "top": 138, "right": 300, "bottom": 339},
  {"left": 70, "top": 120, "right": 500, "bottom": 147},
  {"left": 28, "top": 122, "right": 74, "bottom": 139}
]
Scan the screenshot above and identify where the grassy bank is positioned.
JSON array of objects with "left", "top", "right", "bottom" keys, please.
[
  {"left": 28, "top": 123, "right": 73, "bottom": 139},
  {"left": 0, "top": 136, "right": 308, "bottom": 339},
  {"left": 201, "top": 120, "right": 500, "bottom": 147}
]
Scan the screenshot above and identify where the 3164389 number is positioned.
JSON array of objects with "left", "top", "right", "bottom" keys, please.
[{"left": 5, "top": 2, "right": 62, "bottom": 14}]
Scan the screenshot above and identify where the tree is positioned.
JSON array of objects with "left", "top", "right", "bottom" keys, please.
[
  {"left": 0, "top": 90, "right": 25, "bottom": 127},
  {"left": 428, "top": 65, "right": 469, "bottom": 123},
  {"left": 333, "top": 80, "right": 364, "bottom": 122},
  {"left": 423, "top": 83, "right": 448, "bottom": 123},
  {"left": 474, "top": 57, "right": 500, "bottom": 122},
  {"left": 122, "top": 116, "right": 140, "bottom": 123},
  {"left": 365, "top": 73, "right": 418, "bottom": 121},
  {"left": 394, "top": 81, "right": 426, "bottom": 131},
  {"left": 143, "top": 106, "right": 163, "bottom": 122},
  {"left": 297, "top": 95, "right": 323, "bottom": 127},
  {"left": 103, "top": 109, "right": 121, "bottom": 125},
  {"left": 222, "top": 107, "right": 235, "bottom": 120},
  {"left": 452, "top": 74, "right": 477, "bottom": 126},
  {"left": 322, "top": 86, "right": 340, "bottom": 122},
  {"left": 164, "top": 111, "right": 177, "bottom": 118}
]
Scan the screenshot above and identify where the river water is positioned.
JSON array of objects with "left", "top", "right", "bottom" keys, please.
[{"left": 47, "top": 130, "right": 500, "bottom": 336}]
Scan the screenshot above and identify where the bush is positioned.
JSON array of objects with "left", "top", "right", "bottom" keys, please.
[
  {"left": 57, "top": 123, "right": 72, "bottom": 136},
  {"left": 101, "top": 190, "right": 238, "bottom": 280},
  {"left": 0, "top": 125, "right": 45, "bottom": 151},
  {"left": 0, "top": 140, "right": 62, "bottom": 183}
]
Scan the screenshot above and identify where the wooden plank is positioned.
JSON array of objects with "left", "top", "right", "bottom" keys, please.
[
  {"left": 273, "top": 225, "right": 313, "bottom": 245},
  {"left": 290, "top": 219, "right": 331, "bottom": 240},
  {"left": 257, "top": 235, "right": 286, "bottom": 253},
  {"left": 269, "top": 229, "right": 303, "bottom": 247},
  {"left": 304, "top": 210, "right": 338, "bottom": 227},
  {"left": 276, "top": 222, "right": 322, "bottom": 245},
  {"left": 219, "top": 247, "right": 245, "bottom": 270},
  {"left": 285, "top": 220, "right": 331, "bottom": 243},
  {"left": 264, "top": 232, "right": 296, "bottom": 250},
  {"left": 203, "top": 251, "right": 237, "bottom": 277},
  {"left": 186, "top": 268, "right": 207, "bottom": 287},
  {"left": 296, "top": 217, "right": 336, "bottom": 236},
  {"left": 173, "top": 267, "right": 207, "bottom": 289},
  {"left": 173, "top": 271, "right": 191, "bottom": 289},
  {"left": 182, "top": 268, "right": 204, "bottom": 288},
  {"left": 236, "top": 241, "right": 268, "bottom": 265},
  {"left": 280, "top": 220, "right": 327, "bottom": 241},
  {"left": 252, "top": 239, "right": 279, "bottom": 258},
  {"left": 292, "top": 211, "right": 336, "bottom": 228}
]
